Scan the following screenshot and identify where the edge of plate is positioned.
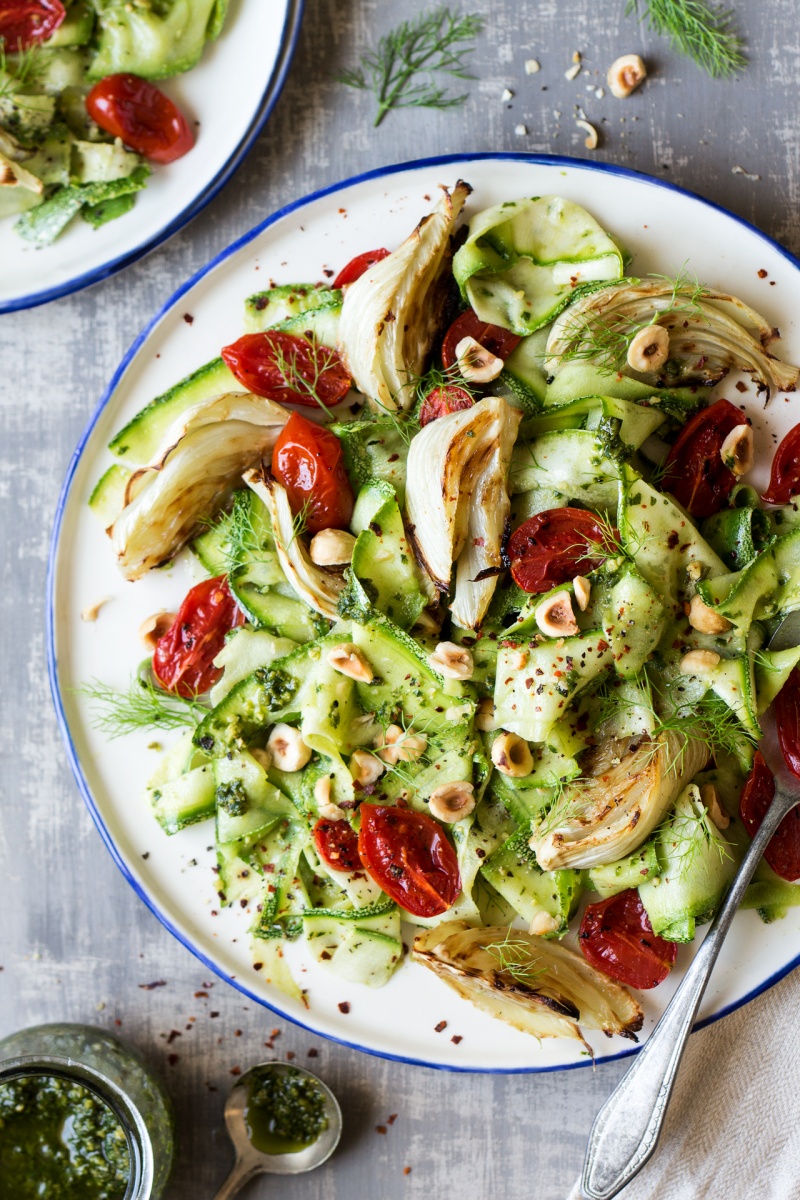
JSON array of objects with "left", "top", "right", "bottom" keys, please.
[
  {"left": 47, "top": 151, "right": 800, "bottom": 1074},
  {"left": 0, "top": 0, "right": 304, "bottom": 315}
]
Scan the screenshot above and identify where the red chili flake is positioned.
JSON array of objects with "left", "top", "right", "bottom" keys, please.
[
  {"left": 167, "top": 1054, "right": 179, "bottom": 1066},
  {"left": 210, "top": 1012, "right": 219, "bottom": 1018},
  {"left": 253, "top": 962, "right": 263, "bottom": 971},
  {"left": 166, "top": 1030, "right": 182, "bottom": 1045},
  {"left": 308, "top": 1048, "right": 319, "bottom": 1057},
  {"left": 183, "top": 313, "right": 194, "bottom": 324},
  {"left": 138, "top": 980, "right": 167, "bottom": 990},
  {"left": 114, "top": 1019, "right": 122, "bottom": 1027},
  {"left": 434, "top": 1020, "right": 447, "bottom": 1033},
  {"left": 271, "top": 1028, "right": 281, "bottom": 1037},
  {"left": 194, "top": 991, "right": 209, "bottom": 998},
  {"left": 230, "top": 1066, "right": 242, "bottom": 1076},
  {"left": 338, "top": 1002, "right": 351, "bottom": 1014},
  {"left": 323, "top": 268, "right": 334, "bottom": 278},
  {"left": 388, "top": 1113, "right": 398, "bottom": 1125},
  {"left": 735, "top": 380, "right": 748, "bottom": 392},
  {"left": 451, "top": 1035, "right": 463, "bottom": 1045},
  {"left": 758, "top": 269, "right": 768, "bottom": 279},
  {"left": 286, "top": 1051, "right": 295, "bottom": 1061},
  {"left": 404, "top": 1167, "right": 412, "bottom": 1176},
  {"left": 234, "top": 1030, "right": 242, "bottom": 1037},
  {"left": 376, "top": 1125, "right": 387, "bottom": 1135}
]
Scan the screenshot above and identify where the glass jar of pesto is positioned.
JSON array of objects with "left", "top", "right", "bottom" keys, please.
[{"left": 0, "top": 1023, "right": 175, "bottom": 1200}]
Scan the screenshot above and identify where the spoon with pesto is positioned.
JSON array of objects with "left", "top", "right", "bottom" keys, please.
[{"left": 211, "top": 1062, "right": 342, "bottom": 1199}]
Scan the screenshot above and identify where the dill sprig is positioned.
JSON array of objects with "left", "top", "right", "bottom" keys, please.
[
  {"left": 338, "top": 8, "right": 484, "bottom": 128},
  {"left": 288, "top": 497, "right": 314, "bottom": 547},
  {"left": 655, "top": 795, "right": 733, "bottom": 873},
  {"left": 78, "top": 676, "right": 205, "bottom": 738},
  {"left": 0, "top": 39, "right": 44, "bottom": 100},
  {"left": 483, "top": 930, "right": 547, "bottom": 986},
  {"left": 626, "top": 0, "right": 745, "bottom": 78}
]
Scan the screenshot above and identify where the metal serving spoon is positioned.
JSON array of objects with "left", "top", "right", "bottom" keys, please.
[
  {"left": 580, "top": 610, "right": 800, "bottom": 1200},
  {"left": 211, "top": 1062, "right": 342, "bottom": 1199}
]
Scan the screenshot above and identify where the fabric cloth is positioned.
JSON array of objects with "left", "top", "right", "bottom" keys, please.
[{"left": 567, "top": 967, "right": 800, "bottom": 1200}]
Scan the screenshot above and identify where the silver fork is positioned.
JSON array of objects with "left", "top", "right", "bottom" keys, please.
[{"left": 580, "top": 612, "right": 800, "bottom": 1200}]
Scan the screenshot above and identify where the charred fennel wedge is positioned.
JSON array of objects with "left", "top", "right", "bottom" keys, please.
[
  {"left": 244, "top": 469, "right": 345, "bottom": 619},
  {"left": 545, "top": 281, "right": 799, "bottom": 398},
  {"left": 405, "top": 396, "right": 521, "bottom": 627},
  {"left": 111, "top": 393, "right": 289, "bottom": 580},
  {"left": 531, "top": 733, "right": 709, "bottom": 871},
  {"left": 336, "top": 181, "right": 472, "bottom": 412},
  {"left": 413, "top": 922, "right": 643, "bottom": 1046}
]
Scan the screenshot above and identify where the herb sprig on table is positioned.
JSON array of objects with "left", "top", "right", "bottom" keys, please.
[
  {"left": 338, "top": 7, "right": 484, "bottom": 128},
  {"left": 626, "top": 0, "right": 746, "bottom": 77}
]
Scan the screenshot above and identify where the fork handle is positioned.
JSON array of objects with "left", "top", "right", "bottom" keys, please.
[{"left": 580, "top": 784, "right": 796, "bottom": 1200}]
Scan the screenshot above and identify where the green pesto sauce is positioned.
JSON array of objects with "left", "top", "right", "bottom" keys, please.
[
  {"left": 244, "top": 1068, "right": 328, "bottom": 1155},
  {"left": 0, "top": 1074, "right": 131, "bottom": 1200}
]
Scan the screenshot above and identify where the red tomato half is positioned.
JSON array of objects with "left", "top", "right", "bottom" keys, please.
[
  {"left": 86, "top": 74, "right": 194, "bottom": 164},
  {"left": 358, "top": 805, "right": 461, "bottom": 918},
  {"left": 222, "top": 331, "right": 351, "bottom": 410},
  {"left": 762, "top": 423, "right": 800, "bottom": 505},
  {"left": 508, "top": 507, "right": 610, "bottom": 594},
  {"left": 440, "top": 309, "right": 521, "bottom": 370},
  {"left": 0, "top": 0, "right": 64, "bottom": 47},
  {"left": 313, "top": 818, "right": 361, "bottom": 873},
  {"left": 740, "top": 749, "right": 800, "bottom": 882},
  {"left": 152, "top": 576, "right": 243, "bottom": 698},
  {"left": 661, "top": 398, "right": 745, "bottom": 518},
  {"left": 579, "top": 889, "right": 678, "bottom": 989},
  {"left": 418, "top": 383, "right": 474, "bottom": 427},
  {"left": 776, "top": 668, "right": 800, "bottom": 779},
  {"left": 332, "top": 248, "right": 390, "bottom": 289},
  {"left": 272, "top": 411, "right": 354, "bottom": 534}
]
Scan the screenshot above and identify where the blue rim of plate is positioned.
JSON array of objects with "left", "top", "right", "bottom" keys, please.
[
  {"left": 47, "top": 151, "right": 800, "bottom": 1074},
  {"left": 0, "top": 0, "right": 304, "bottom": 315}
]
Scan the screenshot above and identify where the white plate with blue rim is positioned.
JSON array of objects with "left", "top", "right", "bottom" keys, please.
[
  {"left": 0, "top": 0, "right": 303, "bottom": 313},
  {"left": 48, "top": 153, "right": 800, "bottom": 1073}
]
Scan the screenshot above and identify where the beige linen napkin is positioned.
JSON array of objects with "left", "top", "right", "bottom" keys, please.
[{"left": 567, "top": 968, "right": 800, "bottom": 1200}]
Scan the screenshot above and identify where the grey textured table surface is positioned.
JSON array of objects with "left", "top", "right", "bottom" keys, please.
[{"left": 2, "top": 2, "right": 799, "bottom": 1197}]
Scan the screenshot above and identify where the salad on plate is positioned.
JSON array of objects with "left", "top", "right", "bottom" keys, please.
[
  {"left": 85, "top": 181, "right": 800, "bottom": 1053},
  {"left": 0, "top": 0, "right": 226, "bottom": 245}
]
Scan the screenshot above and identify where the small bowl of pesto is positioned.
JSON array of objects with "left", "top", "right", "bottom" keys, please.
[
  {"left": 0, "top": 1023, "right": 175, "bottom": 1200},
  {"left": 213, "top": 1062, "right": 342, "bottom": 1198}
]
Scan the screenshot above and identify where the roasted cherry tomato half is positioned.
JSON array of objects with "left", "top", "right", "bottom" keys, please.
[
  {"left": 358, "top": 805, "right": 461, "bottom": 919},
  {"left": 418, "top": 383, "right": 475, "bottom": 427},
  {"left": 762, "top": 422, "right": 800, "bottom": 505},
  {"left": 272, "top": 410, "right": 354, "bottom": 534},
  {"left": 86, "top": 74, "right": 194, "bottom": 164},
  {"left": 0, "top": 0, "right": 64, "bottom": 47},
  {"left": 332, "top": 248, "right": 390, "bottom": 289},
  {"left": 776, "top": 667, "right": 800, "bottom": 779},
  {"left": 740, "top": 748, "right": 800, "bottom": 881},
  {"left": 661, "top": 398, "right": 746, "bottom": 519},
  {"left": 579, "top": 888, "right": 678, "bottom": 989},
  {"left": 313, "top": 818, "right": 361, "bottom": 873},
  {"left": 508, "top": 507, "right": 611, "bottom": 594},
  {"left": 152, "top": 576, "right": 243, "bottom": 698},
  {"left": 221, "top": 330, "right": 351, "bottom": 410},
  {"left": 440, "top": 309, "right": 521, "bottom": 370}
]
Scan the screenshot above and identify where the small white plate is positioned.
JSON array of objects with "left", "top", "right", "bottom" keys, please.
[
  {"left": 48, "top": 154, "right": 800, "bottom": 1073},
  {"left": 0, "top": 0, "right": 302, "bottom": 312}
]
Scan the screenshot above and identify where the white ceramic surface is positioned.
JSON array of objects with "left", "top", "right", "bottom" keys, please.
[
  {"left": 49, "top": 154, "right": 800, "bottom": 1073},
  {"left": 0, "top": 0, "right": 300, "bottom": 312}
]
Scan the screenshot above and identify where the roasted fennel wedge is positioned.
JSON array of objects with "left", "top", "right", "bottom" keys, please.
[
  {"left": 413, "top": 922, "right": 643, "bottom": 1046},
  {"left": 531, "top": 733, "right": 709, "bottom": 871}
]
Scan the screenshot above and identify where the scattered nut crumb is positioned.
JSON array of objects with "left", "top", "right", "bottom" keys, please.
[
  {"left": 514, "top": 123, "right": 528, "bottom": 136},
  {"left": 524, "top": 58, "right": 540, "bottom": 74},
  {"left": 576, "top": 118, "right": 599, "bottom": 149},
  {"left": 81, "top": 598, "right": 109, "bottom": 623},
  {"left": 732, "top": 165, "right": 760, "bottom": 180},
  {"left": 501, "top": 87, "right": 514, "bottom": 101},
  {"left": 565, "top": 62, "right": 581, "bottom": 80}
]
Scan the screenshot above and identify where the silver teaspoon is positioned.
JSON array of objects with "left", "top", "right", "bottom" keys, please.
[
  {"left": 581, "top": 657, "right": 800, "bottom": 1197},
  {"left": 211, "top": 1062, "right": 342, "bottom": 1200}
]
